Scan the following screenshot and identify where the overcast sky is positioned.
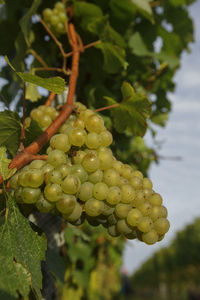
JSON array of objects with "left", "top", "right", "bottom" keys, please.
[{"left": 123, "top": 1, "right": 200, "bottom": 274}]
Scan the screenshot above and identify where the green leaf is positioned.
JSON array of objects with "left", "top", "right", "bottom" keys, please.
[
  {"left": 74, "top": 2, "right": 103, "bottom": 19},
  {"left": 151, "top": 112, "right": 168, "bottom": 127},
  {"left": 121, "top": 81, "right": 136, "bottom": 99},
  {"left": 24, "top": 119, "right": 43, "bottom": 147},
  {"left": 19, "top": 0, "right": 41, "bottom": 47},
  {"left": 131, "top": 0, "right": 154, "bottom": 23},
  {"left": 26, "top": 82, "right": 42, "bottom": 102},
  {"left": 95, "top": 42, "right": 128, "bottom": 74},
  {"left": 129, "top": 32, "right": 152, "bottom": 56},
  {"left": 5, "top": 56, "right": 66, "bottom": 94},
  {"left": 0, "top": 195, "right": 47, "bottom": 299},
  {"left": 0, "top": 111, "right": 21, "bottom": 157},
  {"left": 0, "top": 147, "right": 16, "bottom": 180}
]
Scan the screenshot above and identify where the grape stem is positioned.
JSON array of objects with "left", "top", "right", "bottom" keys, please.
[
  {"left": 45, "top": 92, "right": 56, "bottom": 106},
  {"left": 0, "top": 17, "right": 80, "bottom": 185},
  {"left": 94, "top": 103, "right": 120, "bottom": 112}
]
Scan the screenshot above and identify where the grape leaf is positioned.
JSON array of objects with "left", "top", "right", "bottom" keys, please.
[
  {"left": 151, "top": 112, "right": 168, "bottom": 127},
  {"left": 129, "top": 32, "right": 153, "bottom": 56},
  {"left": 0, "top": 147, "right": 16, "bottom": 180},
  {"left": 5, "top": 56, "right": 66, "bottom": 94},
  {"left": 0, "top": 110, "right": 21, "bottom": 157},
  {"left": 24, "top": 119, "right": 43, "bottom": 147},
  {"left": 26, "top": 82, "right": 42, "bottom": 102},
  {"left": 0, "top": 195, "right": 47, "bottom": 299},
  {"left": 131, "top": 0, "right": 154, "bottom": 23}
]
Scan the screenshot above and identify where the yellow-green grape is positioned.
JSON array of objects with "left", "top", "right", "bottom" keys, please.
[
  {"left": 113, "top": 160, "right": 124, "bottom": 174},
  {"left": 143, "top": 178, "right": 153, "bottom": 189},
  {"left": 14, "top": 187, "right": 24, "bottom": 203},
  {"left": 64, "top": 203, "right": 82, "bottom": 222},
  {"left": 55, "top": 2, "right": 65, "bottom": 11},
  {"left": 70, "top": 164, "right": 88, "bottom": 183},
  {"left": 50, "top": 14, "right": 59, "bottom": 26},
  {"left": 108, "top": 225, "right": 120, "bottom": 237},
  {"left": 36, "top": 195, "right": 55, "bottom": 213},
  {"left": 88, "top": 169, "right": 103, "bottom": 184},
  {"left": 129, "top": 176, "right": 143, "bottom": 190},
  {"left": 85, "top": 132, "right": 102, "bottom": 149},
  {"left": 143, "top": 188, "right": 153, "bottom": 200},
  {"left": 78, "top": 182, "right": 94, "bottom": 202},
  {"left": 18, "top": 171, "right": 29, "bottom": 187},
  {"left": 73, "top": 119, "right": 85, "bottom": 129},
  {"left": 85, "top": 198, "right": 104, "bottom": 217},
  {"left": 154, "top": 218, "right": 170, "bottom": 235},
  {"left": 148, "top": 193, "right": 163, "bottom": 206},
  {"left": 29, "top": 160, "right": 46, "bottom": 169},
  {"left": 103, "top": 168, "right": 120, "bottom": 186},
  {"left": 120, "top": 184, "right": 135, "bottom": 204},
  {"left": 50, "top": 134, "right": 71, "bottom": 152},
  {"left": 43, "top": 8, "right": 53, "bottom": 21},
  {"left": 75, "top": 101, "right": 87, "bottom": 112},
  {"left": 42, "top": 163, "right": 54, "bottom": 175},
  {"left": 38, "top": 114, "right": 52, "bottom": 128},
  {"left": 56, "top": 194, "right": 76, "bottom": 214},
  {"left": 85, "top": 114, "right": 104, "bottom": 133},
  {"left": 160, "top": 205, "right": 168, "bottom": 218},
  {"left": 124, "top": 230, "right": 137, "bottom": 240},
  {"left": 133, "top": 190, "right": 145, "bottom": 207},
  {"left": 27, "top": 169, "right": 44, "bottom": 188},
  {"left": 47, "top": 149, "right": 67, "bottom": 167},
  {"left": 55, "top": 163, "right": 71, "bottom": 178},
  {"left": 10, "top": 173, "right": 19, "bottom": 189},
  {"left": 55, "top": 22, "right": 65, "bottom": 34},
  {"left": 69, "top": 128, "right": 87, "bottom": 146},
  {"left": 45, "top": 170, "right": 62, "bottom": 184},
  {"left": 133, "top": 170, "right": 143, "bottom": 179},
  {"left": 98, "top": 150, "right": 113, "bottom": 170},
  {"left": 138, "top": 201, "right": 152, "bottom": 216},
  {"left": 149, "top": 206, "right": 162, "bottom": 221},
  {"left": 106, "top": 186, "right": 121, "bottom": 205},
  {"left": 100, "top": 130, "right": 113, "bottom": 147},
  {"left": 115, "top": 203, "right": 131, "bottom": 219},
  {"left": 61, "top": 175, "right": 81, "bottom": 194},
  {"left": 102, "top": 201, "right": 115, "bottom": 216},
  {"left": 72, "top": 150, "right": 86, "bottom": 164},
  {"left": 107, "top": 214, "right": 118, "bottom": 225},
  {"left": 116, "top": 219, "right": 132, "bottom": 235},
  {"left": 79, "top": 109, "right": 94, "bottom": 122},
  {"left": 93, "top": 182, "right": 109, "bottom": 200},
  {"left": 82, "top": 152, "right": 100, "bottom": 173},
  {"left": 22, "top": 187, "right": 41, "bottom": 204},
  {"left": 126, "top": 208, "right": 143, "bottom": 227},
  {"left": 118, "top": 176, "right": 129, "bottom": 187},
  {"left": 137, "top": 217, "right": 154, "bottom": 233},
  {"left": 142, "top": 230, "right": 158, "bottom": 245},
  {"left": 121, "top": 164, "right": 134, "bottom": 180},
  {"left": 44, "top": 183, "right": 63, "bottom": 202}
]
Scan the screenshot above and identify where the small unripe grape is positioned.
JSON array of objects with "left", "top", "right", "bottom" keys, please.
[
  {"left": 45, "top": 106, "right": 57, "bottom": 119},
  {"left": 85, "top": 198, "right": 104, "bottom": 217},
  {"left": 106, "top": 186, "right": 121, "bottom": 205},
  {"left": 154, "top": 218, "right": 170, "bottom": 235},
  {"left": 28, "top": 169, "right": 44, "bottom": 188},
  {"left": 56, "top": 194, "right": 76, "bottom": 214},
  {"left": 29, "top": 160, "right": 46, "bottom": 169},
  {"left": 115, "top": 203, "right": 131, "bottom": 219},
  {"left": 88, "top": 169, "right": 103, "bottom": 183},
  {"left": 85, "top": 114, "right": 104, "bottom": 133},
  {"left": 70, "top": 164, "right": 88, "bottom": 183},
  {"left": 55, "top": 2, "right": 65, "bottom": 11},
  {"left": 75, "top": 102, "right": 87, "bottom": 112},
  {"left": 50, "top": 134, "right": 71, "bottom": 152},
  {"left": 116, "top": 219, "right": 132, "bottom": 235},
  {"left": 85, "top": 132, "right": 102, "bottom": 149},
  {"left": 43, "top": 8, "right": 53, "bottom": 21},
  {"left": 79, "top": 109, "right": 94, "bottom": 122},
  {"left": 103, "top": 168, "right": 120, "bottom": 186},
  {"left": 69, "top": 128, "right": 87, "bottom": 146},
  {"left": 50, "top": 15, "right": 59, "bottom": 26},
  {"left": 78, "top": 182, "right": 94, "bottom": 202},
  {"left": 36, "top": 195, "right": 55, "bottom": 213},
  {"left": 30, "top": 108, "right": 42, "bottom": 121},
  {"left": 44, "top": 183, "right": 63, "bottom": 202},
  {"left": 143, "top": 178, "right": 153, "bottom": 189},
  {"left": 55, "top": 22, "right": 65, "bottom": 33},
  {"left": 124, "top": 230, "right": 137, "bottom": 240},
  {"left": 138, "top": 201, "right": 152, "bottom": 216},
  {"left": 22, "top": 187, "right": 41, "bottom": 204},
  {"left": 126, "top": 208, "right": 143, "bottom": 227},
  {"left": 142, "top": 230, "right": 158, "bottom": 245},
  {"left": 121, "top": 184, "right": 135, "bottom": 204},
  {"left": 149, "top": 193, "right": 163, "bottom": 206},
  {"left": 137, "top": 217, "right": 153, "bottom": 233},
  {"left": 100, "top": 130, "right": 113, "bottom": 147},
  {"left": 160, "top": 205, "right": 168, "bottom": 218},
  {"left": 129, "top": 176, "right": 143, "bottom": 190},
  {"left": 10, "top": 174, "right": 19, "bottom": 189},
  {"left": 93, "top": 182, "right": 109, "bottom": 200},
  {"left": 61, "top": 175, "right": 81, "bottom": 194},
  {"left": 47, "top": 149, "right": 67, "bottom": 167},
  {"left": 82, "top": 153, "right": 100, "bottom": 173}
]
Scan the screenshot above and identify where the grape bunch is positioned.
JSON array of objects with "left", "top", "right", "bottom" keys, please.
[
  {"left": 11, "top": 104, "right": 170, "bottom": 245},
  {"left": 42, "top": 2, "right": 67, "bottom": 35},
  {"left": 26, "top": 105, "right": 59, "bottom": 130}
]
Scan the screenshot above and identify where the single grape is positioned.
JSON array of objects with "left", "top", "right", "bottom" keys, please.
[
  {"left": 70, "top": 164, "right": 88, "bottom": 183},
  {"left": 107, "top": 214, "right": 118, "bottom": 225},
  {"left": 72, "top": 150, "right": 86, "bottom": 164},
  {"left": 29, "top": 160, "right": 46, "bottom": 169},
  {"left": 107, "top": 225, "right": 120, "bottom": 237},
  {"left": 149, "top": 206, "right": 162, "bottom": 221},
  {"left": 103, "top": 168, "right": 120, "bottom": 186},
  {"left": 69, "top": 128, "right": 87, "bottom": 146},
  {"left": 42, "top": 163, "right": 54, "bottom": 175},
  {"left": 115, "top": 203, "right": 131, "bottom": 219},
  {"left": 113, "top": 160, "right": 124, "bottom": 174},
  {"left": 55, "top": 2, "right": 65, "bottom": 11},
  {"left": 75, "top": 101, "right": 87, "bottom": 112},
  {"left": 61, "top": 175, "right": 81, "bottom": 194},
  {"left": 73, "top": 119, "right": 85, "bottom": 129},
  {"left": 118, "top": 176, "right": 129, "bottom": 187},
  {"left": 36, "top": 195, "right": 55, "bottom": 213},
  {"left": 56, "top": 194, "right": 76, "bottom": 214},
  {"left": 18, "top": 171, "right": 29, "bottom": 187},
  {"left": 28, "top": 169, "right": 44, "bottom": 188},
  {"left": 121, "top": 164, "right": 134, "bottom": 180},
  {"left": 43, "top": 8, "right": 53, "bottom": 21},
  {"left": 93, "top": 182, "right": 108, "bottom": 200},
  {"left": 88, "top": 169, "right": 103, "bottom": 183},
  {"left": 143, "top": 188, "right": 153, "bottom": 200},
  {"left": 85, "top": 198, "right": 104, "bottom": 217},
  {"left": 138, "top": 201, "right": 152, "bottom": 216},
  {"left": 126, "top": 208, "right": 143, "bottom": 227},
  {"left": 159, "top": 205, "right": 168, "bottom": 218},
  {"left": 116, "top": 219, "right": 132, "bottom": 235},
  {"left": 129, "top": 176, "right": 143, "bottom": 190},
  {"left": 124, "top": 231, "right": 137, "bottom": 240},
  {"left": 106, "top": 186, "right": 121, "bottom": 205},
  {"left": 45, "top": 170, "right": 62, "bottom": 184},
  {"left": 50, "top": 15, "right": 59, "bottom": 26},
  {"left": 154, "top": 218, "right": 170, "bottom": 235},
  {"left": 47, "top": 149, "right": 67, "bottom": 167},
  {"left": 133, "top": 170, "right": 143, "bottom": 179},
  {"left": 64, "top": 203, "right": 82, "bottom": 222},
  {"left": 55, "top": 163, "right": 71, "bottom": 178},
  {"left": 44, "top": 183, "right": 63, "bottom": 202},
  {"left": 50, "top": 134, "right": 71, "bottom": 152},
  {"left": 142, "top": 230, "right": 158, "bottom": 245},
  {"left": 21, "top": 187, "right": 41, "bottom": 204},
  {"left": 45, "top": 106, "right": 57, "bottom": 120},
  {"left": 133, "top": 190, "right": 145, "bottom": 207},
  {"left": 82, "top": 152, "right": 100, "bottom": 173},
  {"left": 100, "top": 130, "right": 113, "bottom": 147},
  {"left": 98, "top": 150, "right": 113, "bottom": 170},
  {"left": 143, "top": 178, "right": 153, "bottom": 189},
  {"left": 38, "top": 114, "right": 52, "bottom": 128},
  {"left": 102, "top": 201, "right": 115, "bottom": 216},
  {"left": 121, "top": 184, "right": 135, "bottom": 204},
  {"left": 137, "top": 217, "right": 153, "bottom": 233},
  {"left": 85, "top": 114, "right": 104, "bottom": 133},
  {"left": 148, "top": 193, "right": 163, "bottom": 206},
  {"left": 78, "top": 182, "right": 94, "bottom": 202},
  {"left": 85, "top": 132, "right": 102, "bottom": 149}
]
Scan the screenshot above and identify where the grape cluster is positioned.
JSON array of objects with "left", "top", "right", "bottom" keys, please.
[
  {"left": 42, "top": 2, "right": 67, "bottom": 35},
  {"left": 26, "top": 105, "right": 59, "bottom": 130},
  {"left": 11, "top": 104, "right": 170, "bottom": 245}
]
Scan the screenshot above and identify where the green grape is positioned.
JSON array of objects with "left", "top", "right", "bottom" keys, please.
[
  {"left": 126, "top": 208, "right": 143, "bottom": 227},
  {"left": 88, "top": 169, "right": 103, "bottom": 183},
  {"left": 55, "top": 163, "right": 71, "bottom": 178},
  {"left": 85, "top": 198, "right": 104, "bottom": 217},
  {"left": 44, "top": 183, "right": 63, "bottom": 202},
  {"left": 46, "top": 147, "right": 53, "bottom": 154},
  {"left": 50, "top": 15, "right": 59, "bottom": 26},
  {"left": 129, "top": 176, "right": 143, "bottom": 190},
  {"left": 61, "top": 175, "right": 81, "bottom": 194},
  {"left": 38, "top": 114, "right": 52, "bottom": 128},
  {"left": 124, "top": 231, "right": 137, "bottom": 240},
  {"left": 82, "top": 152, "right": 100, "bottom": 173},
  {"left": 113, "top": 160, "right": 124, "bottom": 174},
  {"left": 14, "top": 187, "right": 24, "bottom": 203},
  {"left": 22, "top": 187, "right": 41, "bottom": 204},
  {"left": 47, "top": 149, "right": 67, "bottom": 167},
  {"left": 75, "top": 101, "right": 87, "bottom": 112},
  {"left": 70, "top": 164, "right": 88, "bottom": 183},
  {"left": 142, "top": 230, "right": 158, "bottom": 245},
  {"left": 28, "top": 169, "right": 44, "bottom": 188},
  {"left": 36, "top": 195, "right": 55, "bottom": 213},
  {"left": 138, "top": 201, "right": 152, "bottom": 216},
  {"left": 133, "top": 190, "right": 145, "bottom": 207},
  {"left": 45, "top": 170, "right": 62, "bottom": 184},
  {"left": 137, "top": 217, "right": 153, "bottom": 233},
  {"left": 79, "top": 109, "right": 94, "bottom": 122},
  {"left": 86, "top": 216, "right": 100, "bottom": 227},
  {"left": 158, "top": 234, "right": 165, "bottom": 241},
  {"left": 69, "top": 128, "right": 87, "bottom": 146},
  {"left": 43, "top": 8, "right": 53, "bottom": 21},
  {"left": 121, "top": 184, "right": 136, "bottom": 204},
  {"left": 100, "top": 130, "right": 113, "bottom": 147},
  {"left": 118, "top": 176, "right": 129, "bottom": 187},
  {"left": 29, "top": 160, "right": 46, "bottom": 169},
  {"left": 102, "top": 201, "right": 115, "bottom": 216},
  {"left": 149, "top": 193, "right": 163, "bottom": 206},
  {"left": 98, "top": 150, "right": 113, "bottom": 170},
  {"left": 116, "top": 219, "right": 132, "bottom": 235},
  {"left": 93, "top": 182, "right": 108, "bottom": 200},
  {"left": 55, "top": 2, "right": 65, "bottom": 11},
  {"left": 106, "top": 186, "right": 121, "bottom": 205},
  {"left": 59, "top": 123, "right": 73, "bottom": 134},
  {"left": 85, "top": 114, "right": 104, "bottom": 133},
  {"left": 107, "top": 214, "right": 118, "bottom": 225},
  {"left": 30, "top": 109, "right": 42, "bottom": 121},
  {"left": 72, "top": 150, "right": 86, "bottom": 164},
  {"left": 143, "top": 178, "right": 153, "bottom": 189},
  {"left": 103, "top": 168, "right": 120, "bottom": 186},
  {"left": 10, "top": 174, "right": 19, "bottom": 189},
  {"left": 50, "top": 134, "right": 71, "bottom": 152},
  {"left": 58, "top": 12, "right": 66, "bottom": 22},
  {"left": 56, "top": 194, "right": 76, "bottom": 214},
  {"left": 154, "top": 218, "right": 170, "bottom": 235},
  {"left": 64, "top": 203, "right": 82, "bottom": 222},
  {"left": 107, "top": 225, "right": 120, "bottom": 237},
  {"left": 45, "top": 106, "right": 57, "bottom": 120},
  {"left": 149, "top": 206, "right": 162, "bottom": 221},
  {"left": 143, "top": 188, "right": 153, "bottom": 199},
  {"left": 115, "top": 203, "right": 131, "bottom": 219},
  {"left": 42, "top": 163, "right": 54, "bottom": 175},
  {"left": 18, "top": 171, "right": 29, "bottom": 187},
  {"left": 73, "top": 119, "right": 85, "bottom": 129},
  {"left": 85, "top": 132, "right": 102, "bottom": 149},
  {"left": 121, "top": 164, "right": 134, "bottom": 180},
  {"left": 133, "top": 170, "right": 144, "bottom": 179},
  {"left": 78, "top": 182, "right": 94, "bottom": 202},
  {"left": 160, "top": 205, "right": 168, "bottom": 218}
]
